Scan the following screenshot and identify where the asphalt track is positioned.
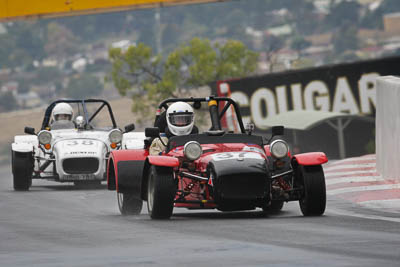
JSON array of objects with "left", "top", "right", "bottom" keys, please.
[{"left": 0, "top": 164, "right": 399, "bottom": 267}]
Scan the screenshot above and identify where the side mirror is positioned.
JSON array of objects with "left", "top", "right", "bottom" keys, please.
[
  {"left": 272, "top": 126, "right": 284, "bottom": 136},
  {"left": 24, "top": 127, "right": 36, "bottom": 135},
  {"left": 193, "top": 101, "right": 201, "bottom": 110},
  {"left": 124, "top": 123, "right": 135, "bottom": 133},
  {"left": 145, "top": 127, "right": 160, "bottom": 138}
]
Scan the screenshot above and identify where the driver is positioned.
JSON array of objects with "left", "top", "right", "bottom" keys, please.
[
  {"left": 50, "top": 103, "right": 75, "bottom": 130},
  {"left": 149, "top": 101, "right": 195, "bottom": 155}
]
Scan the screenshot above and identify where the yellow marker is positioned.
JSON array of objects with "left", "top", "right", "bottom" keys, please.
[{"left": 208, "top": 100, "right": 217, "bottom": 107}]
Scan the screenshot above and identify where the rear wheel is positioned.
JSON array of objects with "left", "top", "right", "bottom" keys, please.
[
  {"left": 12, "top": 151, "right": 33, "bottom": 191},
  {"left": 298, "top": 165, "right": 326, "bottom": 216},
  {"left": 117, "top": 192, "right": 143, "bottom": 215},
  {"left": 147, "top": 165, "right": 176, "bottom": 219}
]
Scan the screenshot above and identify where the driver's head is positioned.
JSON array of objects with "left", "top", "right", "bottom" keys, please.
[
  {"left": 166, "top": 102, "right": 194, "bottom": 136},
  {"left": 52, "top": 103, "right": 73, "bottom": 122}
]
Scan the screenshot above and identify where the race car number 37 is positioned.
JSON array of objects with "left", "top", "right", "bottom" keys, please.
[{"left": 211, "top": 152, "right": 263, "bottom": 161}]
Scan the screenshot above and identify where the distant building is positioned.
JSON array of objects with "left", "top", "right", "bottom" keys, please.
[
  {"left": 383, "top": 13, "right": 400, "bottom": 35},
  {"left": 0, "top": 23, "right": 7, "bottom": 34},
  {"left": 111, "top": 40, "right": 135, "bottom": 52},
  {"left": 15, "top": 91, "right": 41, "bottom": 109},
  {"left": 1, "top": 81, "right": 18, "bottom": 96}
]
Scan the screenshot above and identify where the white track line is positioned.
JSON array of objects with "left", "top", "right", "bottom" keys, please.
[
  {"left": 327, "top": 184, "right": 400, "bottom": 195},
  {"left": 325, "top": 170, "right": 380, "bottom": 178},
  {"left": 328, "top": 208, "right": 400, "bottom": 223},
  {"left": 323, "top": 163, "right": 376, "bottom": 172},
  {"left": 326, "top": 176, "right": 384, "bottom": 186}
]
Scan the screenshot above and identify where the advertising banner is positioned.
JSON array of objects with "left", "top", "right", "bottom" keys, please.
[{"left": 215, "top": 56, "right": 400, "bottom": 131}]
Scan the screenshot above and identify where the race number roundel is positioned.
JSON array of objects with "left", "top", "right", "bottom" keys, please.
[{"left": 211, "top": 152, "right": 263, "bottom": 161}]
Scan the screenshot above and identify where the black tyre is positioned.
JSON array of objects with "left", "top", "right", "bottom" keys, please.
[
  {"left": 262, "top": 200, "right": 284, "bottom": 214},
  {"left": 147, "top": 165, "right": 176, "bottom": 219},
  {"left": 117, "top": 192, "right": 143, "bottom": 215},
  {"left": 12, "top": 151, "right": 33, "bottom": 191},
  {"left": 298, "top": 165, "right": 326, "bottom": 216}
]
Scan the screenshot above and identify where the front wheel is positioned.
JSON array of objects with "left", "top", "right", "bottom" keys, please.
[
  {"left": 117, "top": 192, "right": 143, "bottom": 215},
  {"left": 147, "top": 165, "right": 176, "bottom": 219},
  {"left": 12, "top": 151, "right": 33, "bottom": 191},
  {"left": 297, "top": 165, "right": 326, "bottom": 216}
]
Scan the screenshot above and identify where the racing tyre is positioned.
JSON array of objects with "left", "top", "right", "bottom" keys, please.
[
  {"left": 262, "top": 200, "right": 284, "bottom": 214},
  {"left": 147, "top": 165, "right": 176, "bottom": 219},
  {"left": 298, "top": 165, "right": 326, "bottom": 216},
  {"left": 117, "top": 192, "right": 143, "bottom": 215},
  {"left": 12, "top": 151, "right": 33, "bottom": 191}
]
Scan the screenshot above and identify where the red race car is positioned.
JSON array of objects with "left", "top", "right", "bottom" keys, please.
[{"left": 107, "top": 96, "right": 328, "bottom": 219}]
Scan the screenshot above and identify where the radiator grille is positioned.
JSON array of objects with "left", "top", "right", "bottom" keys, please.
[
  {"left": 217, "top": 173, "right": 266, "bottom": 199},
  {"left": 62, "top": 158, "right": 99, "bottom": 174}
]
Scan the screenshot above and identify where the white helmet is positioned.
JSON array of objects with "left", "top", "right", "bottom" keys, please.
[
  {"left": 166, "top": 102, "right": 194, "bottom": 136},
  {"left": 52, "top": 103, "right": 73, "bottom": 121}
]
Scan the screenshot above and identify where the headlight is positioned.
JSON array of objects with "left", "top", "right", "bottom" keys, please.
[
  {"left": 184, "top": 141, "right": 202, "bottom": 161},
  {"left": 270, "top": 139, "right": 289, "bottom": 159},
  {"left": 109, "top": 129, "right": 123, "bottom": 143},
  {"left": 38, "top": 130, "right": 52, "bottom": 145}
]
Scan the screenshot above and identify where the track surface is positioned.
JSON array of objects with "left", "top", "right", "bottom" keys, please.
[{"left": 0, "top": 165, "right": 399, "bottom": 267}]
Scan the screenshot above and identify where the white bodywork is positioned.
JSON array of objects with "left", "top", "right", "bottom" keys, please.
[{"left": 12, "top": 129, "right": 146, "bottom": 182}]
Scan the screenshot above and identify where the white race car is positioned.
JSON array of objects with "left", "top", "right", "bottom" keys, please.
[{"left": 11, "top": 99, "right": 145, "bottom": 191}]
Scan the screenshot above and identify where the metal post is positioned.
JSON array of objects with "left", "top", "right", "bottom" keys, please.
[
  {"left": 337, "top": 118, "right": 345, "bottom": 159},
  {"left": 155, "top": 7, "right": 162, "bottom": 55},
  {"left": 326, "top": 117, "right": 353, "bottom": 159}
]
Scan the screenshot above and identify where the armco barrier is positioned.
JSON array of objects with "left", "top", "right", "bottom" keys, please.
[{"left": 376, "top": 76, "right": 400, "bottom": 181}]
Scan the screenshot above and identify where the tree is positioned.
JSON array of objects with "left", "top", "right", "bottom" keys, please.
[
  {"left": 263, "top": 34, "right": 284, "bottom": 72},
  {"left": 108, "top": 38, "right": 258, "bottom": 119},
  {"left": 0, "top": 92, "right": 18, "bottom": 112},
  {"left": 290, "top": 35, "right": 311, "bottom": 57},
  {"left": 66, "top": 74, "right": 104, "bottom": 99},
  {"left": 325, "top": 1, "right": 361, "bottom": 29},
  {"left": 332, "top": 25, "right": 359, "bottom": 55},
  {"left": 45, "top": 22, "right": 79, "bottom": 59}
]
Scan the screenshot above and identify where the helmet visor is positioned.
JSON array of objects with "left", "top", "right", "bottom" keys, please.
[
  {"left": 55, "top": 114, "right": 72, "bottom": 121},
  {"left": 169, "top": 113, "right": 193, "bottom": 126}
]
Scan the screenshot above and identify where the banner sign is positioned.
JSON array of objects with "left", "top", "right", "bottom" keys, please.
[{"left": 215, "top": 56, "right": 400, "bottom": 131}]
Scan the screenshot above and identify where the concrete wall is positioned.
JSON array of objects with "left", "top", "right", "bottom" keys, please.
[{"left": 376, "top": 76, "right": 400, "bottom": 181}]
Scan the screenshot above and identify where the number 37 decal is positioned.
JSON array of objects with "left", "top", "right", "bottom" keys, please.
[{"left": 212, "top": 152, "right": 263, "bottom": 161}]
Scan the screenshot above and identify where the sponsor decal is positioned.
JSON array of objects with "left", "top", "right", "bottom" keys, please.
[{"left": 63, "top": 174, "right": 96, "bottom": 180}]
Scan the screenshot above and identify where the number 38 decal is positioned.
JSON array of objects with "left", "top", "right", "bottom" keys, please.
[{"left": 66, "top": 140, "right": 94, "bottom": 146}]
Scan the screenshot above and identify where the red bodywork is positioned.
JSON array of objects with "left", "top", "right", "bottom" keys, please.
[
  {"left": 293, "top": 152, "right": 328, "bottom": 165},
  {"left": 108, "top": 140, "right": 328, "bottom": 209},
  {"left": 169, "top": 143, "right": 267, "bottom": 209},
  {"left": 107, "top": 149, "right": 148, "bottom": 191}
]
